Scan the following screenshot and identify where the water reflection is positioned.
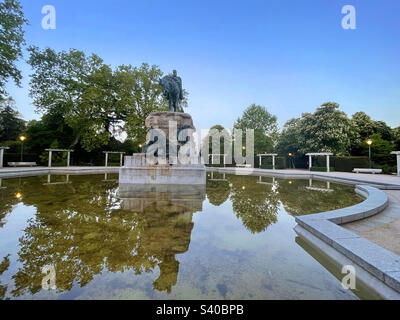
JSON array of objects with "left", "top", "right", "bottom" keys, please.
[
  {"left": 119, "top": 183, "right": 206, "bottom": 292},
  {"left": 227, "top": 175, "right": 280, "bottom": 234},
  {"left": 0, "top": 255, "right": 10, "bottom": 300},
  {"left": 0, "top": 173, "right": 363, "bottom": 299}
]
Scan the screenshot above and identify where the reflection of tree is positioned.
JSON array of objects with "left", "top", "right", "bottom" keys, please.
[
  {"left": 206, "top": 176, "right": 230, "bottom": 206},
  {"left": 0, "top": 175, "right": 195, "bottom": 297},
  {"left": 228, "top": 175, "right": 279, "bottom": 233},
  {"left": 277, "top": 180, "right": 362, "bottom": 216},
  {"left": 0, "top": 183, "right": 20, "bottom": 228},
  {"left": 0, "top": 255, "right": 10, "bottom": 300}
]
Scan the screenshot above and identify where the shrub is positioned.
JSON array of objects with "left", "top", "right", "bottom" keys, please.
[
  {"left": 310, "top": 167, "right": 335, "bottom": 172},
  {"left": 322, "top": 156, "right": 370, "bottom": 172}
]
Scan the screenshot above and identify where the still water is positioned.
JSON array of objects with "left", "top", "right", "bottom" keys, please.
[{"left": 0, "top": 172, "right": 375, "bottom": 300}]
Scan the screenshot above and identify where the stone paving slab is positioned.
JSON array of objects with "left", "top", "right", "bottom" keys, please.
[
  {"left": 344, "top": 190, "right": 400, "bottom": 256},
  {"left": 294, "top": 185, "right": 400, "bottom": 294}
]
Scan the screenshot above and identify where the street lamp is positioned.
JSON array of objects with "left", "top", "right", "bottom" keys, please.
[
  {"left": 19, "top": 136, "right": 26, "bottom": 162},
  {"left": 367, "top": 139, "right": 373, "bottom": 168},
  {"left": 288, "top": 153, "right": 294, "bottom": 169}
]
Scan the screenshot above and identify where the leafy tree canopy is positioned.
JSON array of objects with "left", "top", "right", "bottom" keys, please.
[
  {"left": 0, "top": 96, "right": 25, "bottom": 142},
  {"left": 278, "top": 102, "right": 354, "bottom": 156},
  {"left": 234, "top": 104, "right": 278, "bottom": 140},
  {"left": 28, "top": 46, "right": 169, "bottom": 152},
  {"left": 0, "top": 0, "right": 28, "bottom": 98}
]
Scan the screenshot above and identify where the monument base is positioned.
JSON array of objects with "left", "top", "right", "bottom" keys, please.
[
  {"left": 119, "top": 164, "right": 206, "bottom": 185},
  {"left": 119, "top": 111, "right": 206, "bottom": 185},
  {"left": 118, "top": 183, "right": 206, "bottom": 213}
]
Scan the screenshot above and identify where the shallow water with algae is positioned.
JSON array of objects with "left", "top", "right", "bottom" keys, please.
[{"left": 0, "top": 173, "right": 378, "bottom": 300}]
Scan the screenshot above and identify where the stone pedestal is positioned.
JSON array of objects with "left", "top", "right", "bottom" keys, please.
[
  {"left": 119, "top": 112, "right": 206, "bottom": 185},
  {"left": 145, "top": 112, "right": 195, "bottom": 141}
]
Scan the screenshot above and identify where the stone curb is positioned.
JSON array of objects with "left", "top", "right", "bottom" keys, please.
[
  {"left": 295, "top": 185, "right": 400, "bottom": 293},
  {"left": 209, "top": 167, "right": 400, "bottom": 294}
]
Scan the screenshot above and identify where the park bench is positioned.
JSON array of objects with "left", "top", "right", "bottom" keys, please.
[
  {"left": 352, "top": 168, "right": 382, "bottom": 174},
  {"left": 236, "top": 164, "right": 252, "bottom": 168},
  {"left": 8, "top": 162, "right": 38, "bottom": 167}
]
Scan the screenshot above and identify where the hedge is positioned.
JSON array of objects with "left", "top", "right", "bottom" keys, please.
[
  {"left": 310, "top": 167, "right": 335, "bottom": 172},
  {"left": 3, "top": 153, "right": 39, "bottom": 165},
  {"left": 314, "top": 156, "right": 370, "bottom": 172}
]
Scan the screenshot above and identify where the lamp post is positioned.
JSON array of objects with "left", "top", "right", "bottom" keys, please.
[
  {"left": 19, "top": 136, "right": 26, "bottom": 162},
  {"left": 367, "top": 139, "right": 373, "bottom": 169},
  {"left": 288, "top": 153, "right": 294, "bottom": 169}
]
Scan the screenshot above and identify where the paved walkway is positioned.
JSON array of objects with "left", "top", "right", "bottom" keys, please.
[{"left": 344, "top": 190, "right": 400, "bottom": 256}]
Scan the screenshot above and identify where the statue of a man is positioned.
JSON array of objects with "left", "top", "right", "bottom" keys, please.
[
  {"left": 159, "top": 70, "right": 184, "bottom": 112},
  {"left": 172, "top": 70, "right": 184, "bottom": 101}
]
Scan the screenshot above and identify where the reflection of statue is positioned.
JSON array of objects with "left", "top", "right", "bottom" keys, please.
[
  {"left": 119, "top": 183, "right": 205, "bottom": 293},
  {"left": 4, "top": 176, "right": 205, "bottom": 298},
  {"left": 159, "top": 70, "right": 184, "bottom": 112}
]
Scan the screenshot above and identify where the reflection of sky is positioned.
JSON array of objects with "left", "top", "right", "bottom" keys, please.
[
  {"left": 0, "top": 174, "right": 364, "bottom": 299},
  {"left": 8, "top": 0, "right": 400, "bottom": 130}
]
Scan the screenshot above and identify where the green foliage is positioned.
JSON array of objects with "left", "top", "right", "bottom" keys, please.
[
  {"left": 234, "top": 104, "right": 278, "bottom": 144},
  {"left": 227, "top": 175, "right": 279, "bottom": 233},
  {"left": 254, "top": 130, "right": 273, "bottom": 155},
  {"left": 368, "top": 133, "right": 395, "bottom": 165},
  {"left": 258, "top": 156, "right": 285, "bottom": 169},
  {"left": 0, "top": 0, "right": 28, "bottom": 98},
  {"left": 327, "top": 156, "right": 370, "bottom": 172},
  {"left": 116, "top": 63, "right": 168, "bottom": 143},
  {"left": 28, "top": 47, "right": 169, "bottom": 152},
  {"left": 310, "top": 167, "right": 335, "bottom": 172},
  {"left": 394, "top": 127, "right": 400, "bottom": 151},
  {"left": 276, "top": 118, "right": 302, "bottom": 156},
  {"left": 0, "top": 96, "right": 25, "bottom": 142},
  {"left": 24, "top": 111, "right": 74, "bottom": 163},
  {"left": 350, "top": 112, "right": 394, "bottom": 155},
  {"left": 300, "top": 102, "right": 354, "bottom": 155},
  {"left": 279, "top": 102, "right": 357, "bottom": 156}
]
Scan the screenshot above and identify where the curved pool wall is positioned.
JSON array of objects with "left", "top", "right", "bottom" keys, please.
[
  {"left": 208, "top": 167, "right": 400, "bottom": 297},
  {"left": 1, "top": 166, "right": 399, "bottom": 298}
]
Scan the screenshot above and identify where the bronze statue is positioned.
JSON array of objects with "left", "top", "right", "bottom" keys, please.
[{"left": 159, "top": 70, "right": 184, "bottom": 112}]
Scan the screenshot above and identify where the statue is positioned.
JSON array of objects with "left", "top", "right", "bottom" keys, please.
[{"left": 159, "top": 70, "right": 184, "bottom": 112}]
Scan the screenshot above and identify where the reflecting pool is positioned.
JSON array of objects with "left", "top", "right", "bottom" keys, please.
[{"left": 0, "top": 172, "right": 377, "bottom": 300}]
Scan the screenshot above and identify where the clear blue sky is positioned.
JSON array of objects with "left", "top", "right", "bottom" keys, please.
[{"left": 6, "top": 0, "right": 400, "bottom": 130}]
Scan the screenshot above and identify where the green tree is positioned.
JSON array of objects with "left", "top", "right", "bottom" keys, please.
[
  {"left": 234, "top": 104, "right": 278, "bottom": 141},
  {"left": 28, "top": 47, "right": 115, "bottom": 151},
  {"left": 277, "top": 118, "right": 303, "bottom": 156},
  {"left": 118, "top": 63, "right": 168, "bottom": 144},
  {"left": 350, "top": 112, "right": 394, "bottom": 155},
  {"left": 0, "top": 0, "right": 28, "bottom": 98},
  {"left": 394, "top": 127, "right": 400, "bottom": 151},
  {"left": 28, "top": 47, "right": 169, "bottom": 151},
  {"left": 300, "top": 102, "right": 354, "bottom": 155},
  {"left": 0, "top": 96, "right": 25, "bottom": 142},
  {"left": 201, "top": 124, "right": 230, "bottom": 164},
  {"left": 278, "top": 102, "right": 354, "bottom": 156},
  {"left": 368, "top": 133, "right": 394, "bottom": 165}
]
